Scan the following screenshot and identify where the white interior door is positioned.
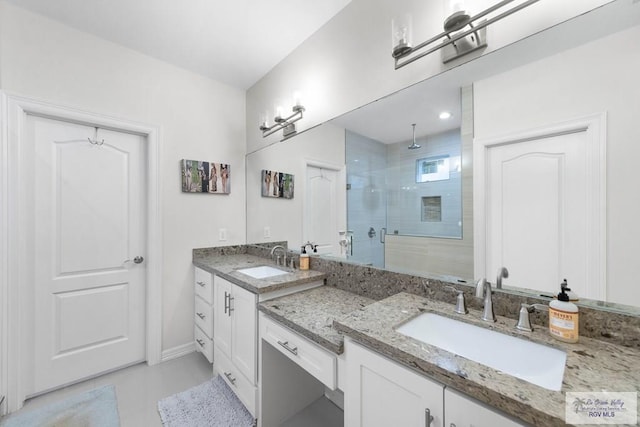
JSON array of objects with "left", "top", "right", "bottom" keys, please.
[
  {"left": 30, "top": 115, "right": 146, "bottom": 395},
  {"left": 483, "top": 130, "right": 601, "bottom": 298},
  {"left": 304, "top": 166, "right": 339, "bottom": 255}
]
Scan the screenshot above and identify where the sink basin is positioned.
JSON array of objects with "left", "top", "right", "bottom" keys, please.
[
  {"left": 236, "top": 265, "right": 288, "bottom": 279},
  {"left": 396, "top": 312, "right": 566, "bottom": 391}
]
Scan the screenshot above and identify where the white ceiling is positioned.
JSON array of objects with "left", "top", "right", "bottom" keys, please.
[{"left": 5, "top": 0, "right": 352, "bottom": 90}]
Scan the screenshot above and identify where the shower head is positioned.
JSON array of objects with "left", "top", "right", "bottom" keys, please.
[{"left": 408, "top": 123, "right": 421, "bottom": 149}]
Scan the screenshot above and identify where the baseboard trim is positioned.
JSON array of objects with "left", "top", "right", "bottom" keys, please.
[{"left": 161, "top": 342, "right": 196, "bottom": 362}]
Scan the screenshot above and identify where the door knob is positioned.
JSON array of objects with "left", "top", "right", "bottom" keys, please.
[{"left": 133, "top": 256, "right": 144, "bottom": 264}]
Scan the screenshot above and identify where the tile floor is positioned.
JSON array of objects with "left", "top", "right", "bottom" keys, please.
[{"left": 5, "top": 351, "right": 213, "bottom": 426}]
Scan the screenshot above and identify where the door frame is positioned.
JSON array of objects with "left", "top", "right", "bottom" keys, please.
[
  {"left": 473, "top": 112, "right": 606, "bottom": 299},
  {"left": 0, "top": 92, "right": 163, "bottom": 413}
]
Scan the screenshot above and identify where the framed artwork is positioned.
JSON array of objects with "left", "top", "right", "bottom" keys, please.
[
  {"left": 181, "top": 159, "right": 230, "bottom": 194},
  {"left": 261, "top": 170, "right": 294, "bottom": 199}
]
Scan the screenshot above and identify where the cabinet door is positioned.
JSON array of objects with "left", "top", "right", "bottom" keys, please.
[
  {"left": 444, "top": 389, "right": 527, "bottom": 427},
  {"left": 345, "top": 339, "right": 444, "bottom": 427},
  {"left": 213, "top": 276, "right": 233, "bottom": 358},
  {"left": 231, "top": 284, "right": 257, "bottom": 383}
]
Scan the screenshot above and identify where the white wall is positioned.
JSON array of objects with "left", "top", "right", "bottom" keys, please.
[
  {"left": 246, "top": 123, "right": 346, "bottom": 249},
  {"left": 246, "top": 0, "right": 610, "bottom": 153},
  {"left": 0, "top": 2, "right": 246, "bottom": 352},
  {"left": 474, "top": 24, "right": 640, "bottom": 307}
]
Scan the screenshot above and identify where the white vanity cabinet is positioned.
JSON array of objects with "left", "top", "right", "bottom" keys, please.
[
  {"left": 344, "top": 339, "right": 527, "bottom": 427},
  {"left": 345, "top": 339, "right": 444, "bottom": 427},
  {"left": 193, "top": 267, "right": 214, "bottom": 363},
  {"left": 445, "top": 388, "right": 527, "bottom": 427},
  {"left": 213, "top": 275, "right": 258, "bottom": 415}
]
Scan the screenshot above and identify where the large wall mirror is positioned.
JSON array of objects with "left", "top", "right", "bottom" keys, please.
[{"left": 246, "top": 0, "right": 640, "bottom": 311}]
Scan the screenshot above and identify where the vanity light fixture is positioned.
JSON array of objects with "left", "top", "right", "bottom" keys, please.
[
  {"left": 259, "top": 91, "right": 306, "bottom": 139},
  {"left": 392, "top": 0, "right": 540, "bottom": 69}
]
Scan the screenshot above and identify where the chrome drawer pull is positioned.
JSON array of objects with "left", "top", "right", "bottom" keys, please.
[
  {"left": 228, "top": 296, "right": 234, "bottom": 315},
  {"left": 277, "top": 340, "right": 298, "bottom": 356},
  {"left": 224, "top": 371, "right": 237, "bottom": 385},
  {"left": 425, "top": 408, "right": 434, "bottom": 427},
  {"left": 196, "top": 339, "right": 205, "bottom": 347},
  {"left": 196, "top": 312, "right": 206, "bottom": 320},
  {"left": 196, "top": 281, "right": 206, "bottom": 287}
]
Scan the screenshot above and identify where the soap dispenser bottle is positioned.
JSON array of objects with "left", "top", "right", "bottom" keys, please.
[
  {"left": 548, "top": 280, "right": 579, "bottom": 343},
  {"left": 299, "top": 246, "right": 310, "bottom": 271}
]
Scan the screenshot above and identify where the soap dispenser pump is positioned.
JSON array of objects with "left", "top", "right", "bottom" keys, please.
[{"left": 548, "top": 279, "right": 579, "bottom": 343}]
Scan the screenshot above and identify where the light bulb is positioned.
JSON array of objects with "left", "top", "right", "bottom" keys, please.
[{"left": 292, "top": 90, "right": 303, "bottom": 108}]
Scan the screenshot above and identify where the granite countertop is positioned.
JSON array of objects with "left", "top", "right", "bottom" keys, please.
[
  {"left": 193, "top": 253, "right": 326, "bottom": 294},
  {"left": 258, "top": 286, "right": 375, "bottom": 354},
  {"left": 333, "top": 292, "right": 640, "bottom": 427}
]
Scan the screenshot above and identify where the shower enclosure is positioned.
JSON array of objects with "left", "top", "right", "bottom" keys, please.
[{"left": 345, "top": 128, "right": 462, "bottom": 269}]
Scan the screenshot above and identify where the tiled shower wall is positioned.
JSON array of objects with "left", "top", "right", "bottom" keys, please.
[{"left": 386, "top": 129, "right": 462, "bottom": 238}]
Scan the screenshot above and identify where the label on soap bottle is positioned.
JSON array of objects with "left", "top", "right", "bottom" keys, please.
[
  {"left": 549, "top": 307, "right": 579, "bottom": 342},
  {"left": 299, "top": 255, "right": 309, "bottom": 270}
]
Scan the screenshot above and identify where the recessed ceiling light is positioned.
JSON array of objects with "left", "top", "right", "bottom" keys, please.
[{"left": 439, "top": 111, "right": 452, "bottom": 120}]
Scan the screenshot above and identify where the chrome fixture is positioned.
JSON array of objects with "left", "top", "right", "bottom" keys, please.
[
  {"left": 475, "top": 278, "right": 496, "bottom": 322},
  {"left": 339, "top": 231, "right": 353, "bottom": 256},
  {"left": 446, "top": 286, "right": 468, "bottom": 314},
  {"left": 392, "top": 0, "right": 540, "bottom": 69},
  {"left": 496, "top": 266, "right": 509, "bottom": 289},
  {"left": 408, "top": 123, "right": 421, "bottom": 150},
  {"left": 516, "top": 303, "right": 549, "bottom": 332},
  {"left": 259, "top": 92, "right": 305, "bottom": 138},
  {"left": 270, "top": 245, "right": 287, "bottom": 266}
]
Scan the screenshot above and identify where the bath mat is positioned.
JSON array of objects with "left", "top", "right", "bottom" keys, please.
[
  {"left": 0, "top": 385, "right": 120, "bottom": 427},
  {"left": 157, "top": 375, "right": 254, "bottom": 427}
]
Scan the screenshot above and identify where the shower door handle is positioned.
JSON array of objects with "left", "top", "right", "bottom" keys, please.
[{"left": 380, "top": 228, "right": 386, "bottom": 244}]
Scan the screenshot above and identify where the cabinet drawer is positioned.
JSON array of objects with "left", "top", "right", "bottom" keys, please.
[
  {"left": 194, "top": 267, "right": 213, "bottom": 304},
  {"left": 215, "top": 345, "right": 257, "bottom": 417},
  {"left": 260, "top": 313, "right": 337, "bottom": 389},
  {"left": 195, "top": 296, "right": 213, "bottom": 338},
  {"left": 194, "top": 325, "right": 213, "bottom": 363}
]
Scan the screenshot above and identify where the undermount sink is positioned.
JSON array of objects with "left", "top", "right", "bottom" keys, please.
[
  {"left": 396, "top": 312, "right": 566, "bottom": 391},
  {"left": 236, "top": 265, "right": 288, "bottom": 279}
]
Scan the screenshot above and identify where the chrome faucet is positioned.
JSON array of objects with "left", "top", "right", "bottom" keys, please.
[
  {"left": 475, "top": 278, "right": 496, "bottom": 322},
  {"left": 496, "top": 267, "right": 509, "bottom": 289},
  {"left": 270, "top": 245, "right": 287, "bottom": 266},
  {"left": 516, "top": 303, "right": 549, "bottom": 332}
]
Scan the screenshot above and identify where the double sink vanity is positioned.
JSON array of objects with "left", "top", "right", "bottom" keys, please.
[{"left": 193, "top": 244, "right": 640, "bottom": 427}]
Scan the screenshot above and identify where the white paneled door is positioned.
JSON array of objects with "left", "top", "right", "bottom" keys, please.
[
  {"left": 483, "top": 129, "right": 602, "bottom": 298},
  {"left": 30, "top": 115, "right": 146, "bottom": 395},
  {"left": 305, "top": 166, "right": 339, "bottom": 255}
]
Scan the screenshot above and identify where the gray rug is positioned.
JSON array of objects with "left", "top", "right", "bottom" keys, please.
[
  {"left": 0, "top": 385, "right": 119, "bottom": 427},
  {"left": 157, "top": 376, "right": 254, "bottom": 427}
]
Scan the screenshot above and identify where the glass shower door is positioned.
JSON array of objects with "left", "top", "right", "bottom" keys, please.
[{"left": 345, "top": 131, "right": 387, "bottom": 268}]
